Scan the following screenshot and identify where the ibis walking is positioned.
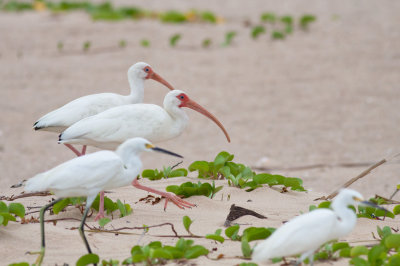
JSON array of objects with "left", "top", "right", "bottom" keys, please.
[{"left": 25, "top": 138, "right": 184, "bottom": 265}]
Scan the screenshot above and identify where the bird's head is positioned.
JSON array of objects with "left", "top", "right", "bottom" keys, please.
[
  {"left": 334, "top": 188, "right": 388, "bottom": 211},
  {"left": 128, "top": 62, "right": 175, "bottom": 90},
  {"left": 117, "top": 137, "right": 183, "bottom": 158},
  {"left": 164, "top": 90, "right": 231, "bottom": 143}
]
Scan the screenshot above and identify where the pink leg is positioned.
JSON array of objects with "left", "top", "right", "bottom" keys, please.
[
  {"left": 132, "top": 179, "right": 195, "bottom": 210},
  {"left": 64, "top": 144, "right": 81, "bottom": 156},
  {"left": 94, "top": 191, "right": 105, "bottom": 221},
  {"left": 81, "top": 145, "right": 87, "bottom": 155}
]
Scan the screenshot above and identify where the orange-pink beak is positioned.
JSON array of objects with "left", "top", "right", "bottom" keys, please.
[
  {"left": 147, "top": 72, "right": 175, "bottom": 91},
  {"left": 182, "top": 99, "right": 231, "bottom": 143}
]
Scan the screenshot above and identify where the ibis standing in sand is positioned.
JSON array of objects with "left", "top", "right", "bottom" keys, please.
[
  {"left": 251, "top": 189, "right": 388, "bottom": 265},
  {"left": 59, "top": 89, "right": 230, "bottom": 219},
  {"left": 25, "top": 138, "right": 184, "bottom": 265},
  {"left": 33, "top": 62, "right": 175, "bottom": 156}
]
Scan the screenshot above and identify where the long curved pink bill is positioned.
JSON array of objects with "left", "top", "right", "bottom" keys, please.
[
  {"left": 185, "top": 99, "right": 231, "bottom": 143},
  {"left": 151, "top": 72, "right": 175, "bottom": 91}
]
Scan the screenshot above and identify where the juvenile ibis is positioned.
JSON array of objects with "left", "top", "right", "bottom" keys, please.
[{"left": 25, "top": 138, "right": 184, "bottom": 265}]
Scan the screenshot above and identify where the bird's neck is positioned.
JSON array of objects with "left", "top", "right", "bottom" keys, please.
[
  {"left": 332, "top": 206, "right": 357, "bottom": 237},
  {"left": 164, "top": 105, "right": 189, "bottom": 132},
  {"left": 127, "top": 75, "right": 145, "bottom": 103}
]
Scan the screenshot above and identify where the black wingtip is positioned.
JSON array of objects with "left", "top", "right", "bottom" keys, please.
[{"left": 58, "top": 133, "right": 62, "bottom": 141}]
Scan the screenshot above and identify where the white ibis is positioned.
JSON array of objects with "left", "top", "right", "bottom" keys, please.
[
  {"left": 25, "top": 138, "right": 185, "bottom": 265},
  {"left": 33, "top": 62, "right": 175, "bottom": 156},
  {"left": 252, "top": 189, "right": 387, "bottom": 265},
  {"left": 59, "top": 90, "right": 230, "bottom": 220}
]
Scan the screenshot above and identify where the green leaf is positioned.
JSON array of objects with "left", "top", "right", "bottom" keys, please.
[
  {"left": 377, "top": 226, "right": 392, "bottom": 239},
  {"left": 8, "top": 263, "right": 30, "bottom": 266},
  {"left": 0, "top": 201, "right": 8, "bottom": 213},
  {"left": 272, "top": 31, "right": 285, "bottom": 40},
  {"left": 8, "top": 203, "right": 25, "bottom": 218},
  {"left": 140, "top": 39, "right": 150, "bottom": 47},
  {"left": 202, "top": 38, "right": 212, "bottom": 48},
  {"left": 385, "top": 234, "right": 400, "bottom": 249},
  {"left": 222, "top": 31, "right": 236, "bottom": 46},
  {"left": 52, "top": 198, "right": 70, "bottom": 214},
  {"left": 201, "top": 11, "right": 217, "bottom": 23},
  {"left": 225, "top": 224, "right": 240, "bottom": 240},
  {"left": 0, "top": 215, "right": 3, "bottom": 225},
  {"left": 184, "top": 245, "right": 209, "bottom": 259},
  {"left": 261, "top": 12, "right": 276, "bottom": 23},
  {"left": 389, "top": 253, "right": 400, "bottom": 265},
  {"left": 76, "top": 253, "right": 100, "bottom": 266},
  {"left": 251, "top": 25, "right": 266, "bottom": 39},
  {"left": 339, "top": 247, "right": 351, "bottom": 257},
  {"left": 130, "top": 245, "right": 143, "bottom": 256},
  {"left": 241, "top": 238, "right": 252, "bottom": 258},
  {"left": 206, "top": 229, "right": 225, "bottom": 243},
  {"left": 142, "top": 169, "right": 156, "bottom": 178},
  {"left": 117, "top": 199, "right": 128, "bottom": 217},
  {"left": 242, "top": 227, "right": 274, "bottom": 242},
  {"left": 393, "top": 205, "right": 400, "bottom": 215},
  {"left": 280, "top": 16, "right": 293, "bottom": 25},
  {"left": 150, "top": 248, "right": 174, "bottom": 259},
  {"left": 98, "top": 217, "right": 111, "bottom": 227},
  {"left": 170, "top": 34, "right": 181, "bottom": 47},
  {"left": 168, "top": 168, "right": 188, "bottom": 177},
  {"left": 350, "top": 257, "right": 369, "bottom": 266},
  {"left": 183, "top": 216, "right": 193, "bottom": 234},
  {"left": 239, "top": 263, "right": 258, "bottom": 266},
  {"left": 205, "top": 234, "right": 225, "bottom": 243},
  {"left": 300, "top": 14, "right": 316, "bottom": 29},
  {"left": 318, "top": 201, "right": 331, "bottom": 209},
  {"left": 253, "top": 173, "right": 277, "bottom": 185},
  {"left": 368, "top": 244, "right": 386, "bottom": 263},
  {"left": 160, "top": 10, "right": 187, "bottom": 23},
  {"left": 350, "top": 245, "right": 369, "bottom": 257},
  {"left": 332, "top": 242, "right": 349, "bottom": 252},
  {"left": 188, "top": 161, "right": 209, "bottom": 177},
  {"left": 0, "top": 213, "right": 16, "bottom": 226},
  {"left": 163, "top": 246, "right": 184, "bottom": 259}
]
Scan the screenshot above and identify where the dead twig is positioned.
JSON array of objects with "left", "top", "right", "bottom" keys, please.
[
  {"left": 374, "top": 195, "right": 400, "bottom": 204},
  {"left": 317, "top": 152, "right": 400, "bottom": 201},
  {"left": 0, "top": 191, "right": 52, "bottom": 201},
  {"left": 320, "top": 159, "right": 387, "bottom": 200}
]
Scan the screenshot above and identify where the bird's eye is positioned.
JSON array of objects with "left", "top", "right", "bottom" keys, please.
[
  {"left": 145, "top": 68, "right": 149, "bottom": 72},
  {"left": 180, "top": 95, "right": 185, "bottom": 99}
]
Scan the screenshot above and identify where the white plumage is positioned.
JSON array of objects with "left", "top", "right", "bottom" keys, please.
[
  {"left": 59, "top": 90, "right": 231, "bottom": 150},
  {"left": 33, "top": 62, "right": 174, "bottom": 133},
  {"left": 25, "top": 138, "right": 158, "bottom": 197},
  {"left": 25, "top": 138, "right": 184, "bottom": 265},
  {"left": 252, "top": 189, "right": 385, "bottom": 265}
]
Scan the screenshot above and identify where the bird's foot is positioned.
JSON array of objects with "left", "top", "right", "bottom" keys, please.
[
  {"left": 26, "top": 247, "right": 45, "bottom": 266},
  {"left": 161, "top": 192, "right": 196, "bottom": 210}
]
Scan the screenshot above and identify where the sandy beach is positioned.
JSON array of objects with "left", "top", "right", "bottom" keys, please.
[{"left": 1, "top": 0, "right": 400, "bottom": 265}]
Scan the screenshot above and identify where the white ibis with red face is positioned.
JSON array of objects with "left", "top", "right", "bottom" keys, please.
[
  {"left": 59, "top": 90, "right": 230, "bottom": 219},
  {"left": 33, "top": 62, "right": 175, "bottom": 156}
]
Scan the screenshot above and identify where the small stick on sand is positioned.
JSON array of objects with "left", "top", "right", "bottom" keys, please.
[{"left": 319, "top": 152, "right": 400, "bottom": 201}]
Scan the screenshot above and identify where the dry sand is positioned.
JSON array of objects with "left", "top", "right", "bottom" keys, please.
[{"left": 1, "top": 0, "right": 400, "bottom": 265}]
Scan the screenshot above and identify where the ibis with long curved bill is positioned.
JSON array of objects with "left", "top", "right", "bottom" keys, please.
[{"left": 33, "top": 62, "right": 175, "bottom": 156}]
